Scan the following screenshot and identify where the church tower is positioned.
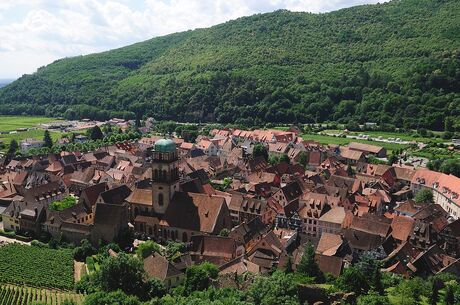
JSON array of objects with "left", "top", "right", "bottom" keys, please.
[{"left": 151, "top": 139, "right": 179, "bottom": 215}]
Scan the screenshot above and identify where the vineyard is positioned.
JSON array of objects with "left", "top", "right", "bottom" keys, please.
[
  {"left": 0, "top": 284, "right": 83, "bottom": 305},
  {"left": 0, "top": 244, "right": 74, "bottom": 289}
]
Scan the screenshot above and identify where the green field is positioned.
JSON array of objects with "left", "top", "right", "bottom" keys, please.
[
  {"left": 0, "top": 284, "right": 83, "bottom": 305},
  {"left": 0, "top": 129, "right": 61, "bottom": 145},
  {"left": 0, "top": 244, "right": 74, "bottom": 290},
  {"left": 301, "top": 133, "right": 409, "bottom": 153},
  {"left": 0, "top": 116, "right": 59, "bottom": 132},
  {"left": 0, "top": 116, "right": 62, "bottom": 147},
  {"left": 322, "top": 129, "right": 445, "bottom": 144}
]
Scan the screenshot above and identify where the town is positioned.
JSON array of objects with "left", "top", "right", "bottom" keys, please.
[{"left": 0, "top": 120, "right": 459, "bottom": 304}]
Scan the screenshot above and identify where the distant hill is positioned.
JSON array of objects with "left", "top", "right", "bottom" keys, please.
[
  {"left": 0, "top": 79, "right": 14, "bottom": 88},
  {"left": 0, "top": 0, "right": 459, "bottom": 130}
]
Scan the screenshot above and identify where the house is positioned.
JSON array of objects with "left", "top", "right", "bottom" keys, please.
[
  {"left": 91, "top": 185, "right": 131, "bottom": 244},
  {"left": 196, "top": 140, "right": 218, "bottom": 156},
  {"left": 159, "top": 192, "right": 232, "bottom": 242},
  {"left": 2, "top": 200, "right": 45, "bottom": 235},
  {"left": 179, "top": 142, "right": 196, "bottom": 158},
  {"left": 20, "top": 138, "right": 45, "bottom": 152},
  {"left": 268, "top": 142, "right": 291, "bottom": 158},
  {"left": 43, "top": 202, "right": 93, "bottom": 243},
  {"left": 410, "top": 169, "right": 460, "bottom": 218},
  {"left": 339, "top": 148, "right": 365, "bottom": 165},
  {"left": 297, "top": 192, "right": 341, "bottom": 237},
  {"left": 144, "top": 252, "right": 184, "bottom": 288},
  {"left": 317, "top": 207, "right": 346, "bottom": 236},
  {"left": 228, "top": 192, "right": 268, "bottom": 225},
  {"left": 347, "top": 142, "right": 386, "bottom": 158},
  {"left": 74, "top": 135, "right": 88, "bottom": 143},
  {"left": 190, "top": 235, "right": 242, "bottom": 265}
]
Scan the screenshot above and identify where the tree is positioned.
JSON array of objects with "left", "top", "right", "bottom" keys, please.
[
  {"left": 335, "top": 267, "right": 369, "bottom": 296},
  {"left": 136, "top": 241, "right": 160, "bottom": 259},
  {"left": 43, "top": 130, "right": 53, "bottom": 148},
  {"left": 184, "top": 262, "right": 219, "bottom": 294},
  {"left": 253, "top": 143, "right": 268, "bottom": 161},
  {"left": 247, "top": 271, "right": 299, "bottom": 305},
  {"left": 414, "top": 189, "right": 434, "bottom": 205},
  {"left": 347, "top": 164, "right": 354, "bottom": 176},
  {"left": 268, "top": 155, "right": 280, "bottom": 165},
  {"left": 445, "top": 117, "right": 454, "bottom": 132},
  {"left": 388, "top": 153, "right": 398, "bottom": 166},
  {"left": 439, "top": 159, "right": 460, "bottom": 178},
  {"left": 165, "top": 241, "right": 186, "bottom": 260},
  {"left": 145, "top": 278, "right": 167, "bottom": 299},
  {"left": 372, "top": 265, "right": 384, "bottom": 295},
  {"left": 99, "top": 253, "right": 146, "bottom": 297},
  {"left": 90, "top": 126, "right": 104, "bottom": 140},
  {"left": 444, "top": 285, "right": 455, "bottom": 305},
  {"left": 298, "top": 152, "right": 308, "bottom": 168},
  {"left": 7, "top": 139, "right": 18, "bottom": 157},
  {"left": 83, "top": 290, "right": 141, "bottom": 305},
  {"left": 219, "top": 228, "right": 230, "bottom": 237},
  {"left": 73, "top": 239, "right": 96, "bottom": 262},
  {"left": 428, "top": 281, "right": 439, "bottom": 305},
  {"left": 279, "top": 154, "right": 290, "bottom": 164},
  {"left": 284, "top": 255, "right": 294, "bottom": 274},
  {"left": 357, "top": 291, "right": 390, "bottom": 305},
  {"left": 297, "top": 242, "right": 324, "bottom": 282}
]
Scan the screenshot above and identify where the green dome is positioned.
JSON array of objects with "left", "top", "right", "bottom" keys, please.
[{"left": 154, "top": 138, "right": 176, "bottom": 152}]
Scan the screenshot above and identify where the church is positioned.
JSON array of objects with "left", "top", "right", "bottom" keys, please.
[{"left": 127, "top": 138, "right": 232, "bottom": 242}]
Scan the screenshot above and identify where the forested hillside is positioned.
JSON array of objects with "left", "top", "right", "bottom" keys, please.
[{"left": 0, "top": 0, "right": 459, "bottom": 130}]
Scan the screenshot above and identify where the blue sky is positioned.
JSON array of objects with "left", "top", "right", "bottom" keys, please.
[{"left": 0, "top": 0, "right": 387, "bottom": 79}]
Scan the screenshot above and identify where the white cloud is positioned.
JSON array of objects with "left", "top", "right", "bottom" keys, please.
[{"left": 0, "top": 0, "right": 388, "bottom": 78}]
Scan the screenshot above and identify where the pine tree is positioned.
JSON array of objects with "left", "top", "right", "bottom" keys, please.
[
  {"left": 90, "top": 126, "right": 104, "bottom": 140},
  {"left": 297, "top": 242, "right": 324, "bottom": 282},
  {"left": 372, "top": 265, "right": 384, "bottom": 295},
  {"left": 346, "top": 164, "right": 354, "bottom": 177},
  {"left": 428, "top": 281, "right": 439, "bottom": 305},
  {"left": 284, "top": 255, "right": 294, "bottom": 274},
  {"left": 43, "top": 130, "right": 53, "bottom": 148},
  {"left": 7, "top": 139, "right": 19, "bottom": 157},
  {"left": 444, "top": 285, "right": 454, "bottom": 305}
]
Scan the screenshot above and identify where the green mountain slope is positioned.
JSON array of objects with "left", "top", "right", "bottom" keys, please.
[{"left": 0, "top": 0, "right": 459, "bottom": 130}]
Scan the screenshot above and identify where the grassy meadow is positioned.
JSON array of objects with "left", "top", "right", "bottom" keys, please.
[
  {"left": 0, "top": 116, "right": 62, "bottom": 147},
  {"left": 0, "top": 116, "right": 59, "bottom": 132}
]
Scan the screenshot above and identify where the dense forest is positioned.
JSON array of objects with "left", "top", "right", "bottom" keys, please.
[{"left": 0, "top": 0, "right": 459, "bottom": 130}]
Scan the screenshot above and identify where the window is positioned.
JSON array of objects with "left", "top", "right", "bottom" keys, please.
[{"left": 159, "top": 193, "right": 164, "bottom": 206}]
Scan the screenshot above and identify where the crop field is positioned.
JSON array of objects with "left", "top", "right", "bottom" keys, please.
[
  {"left": 0, "top": 116, "right": 59, "bottom": 132},
  {"left": 0, "top": 244, "right": 74, "bottom": 290},
  {"left": 0, "top": 284, "right": 83, "bottom": 305}
]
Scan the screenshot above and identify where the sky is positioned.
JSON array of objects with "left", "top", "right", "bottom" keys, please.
[{"left": 0, "top": 0, "right": 386, "bottom": 79}]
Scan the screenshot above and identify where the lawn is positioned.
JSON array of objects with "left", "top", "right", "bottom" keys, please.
[
  {"left": 0, "top": 116, "right": 59, "bottom": 132},
  {"left": 301, "top": 133, "right": 409, "bottom": 153},
  {"left": 0, "top": 244, "right": 74, "bottom": 290}
]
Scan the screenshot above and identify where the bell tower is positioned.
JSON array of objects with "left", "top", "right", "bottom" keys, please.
[{"left": 151, "top": 139, "right": 179, "bottom": 215}]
